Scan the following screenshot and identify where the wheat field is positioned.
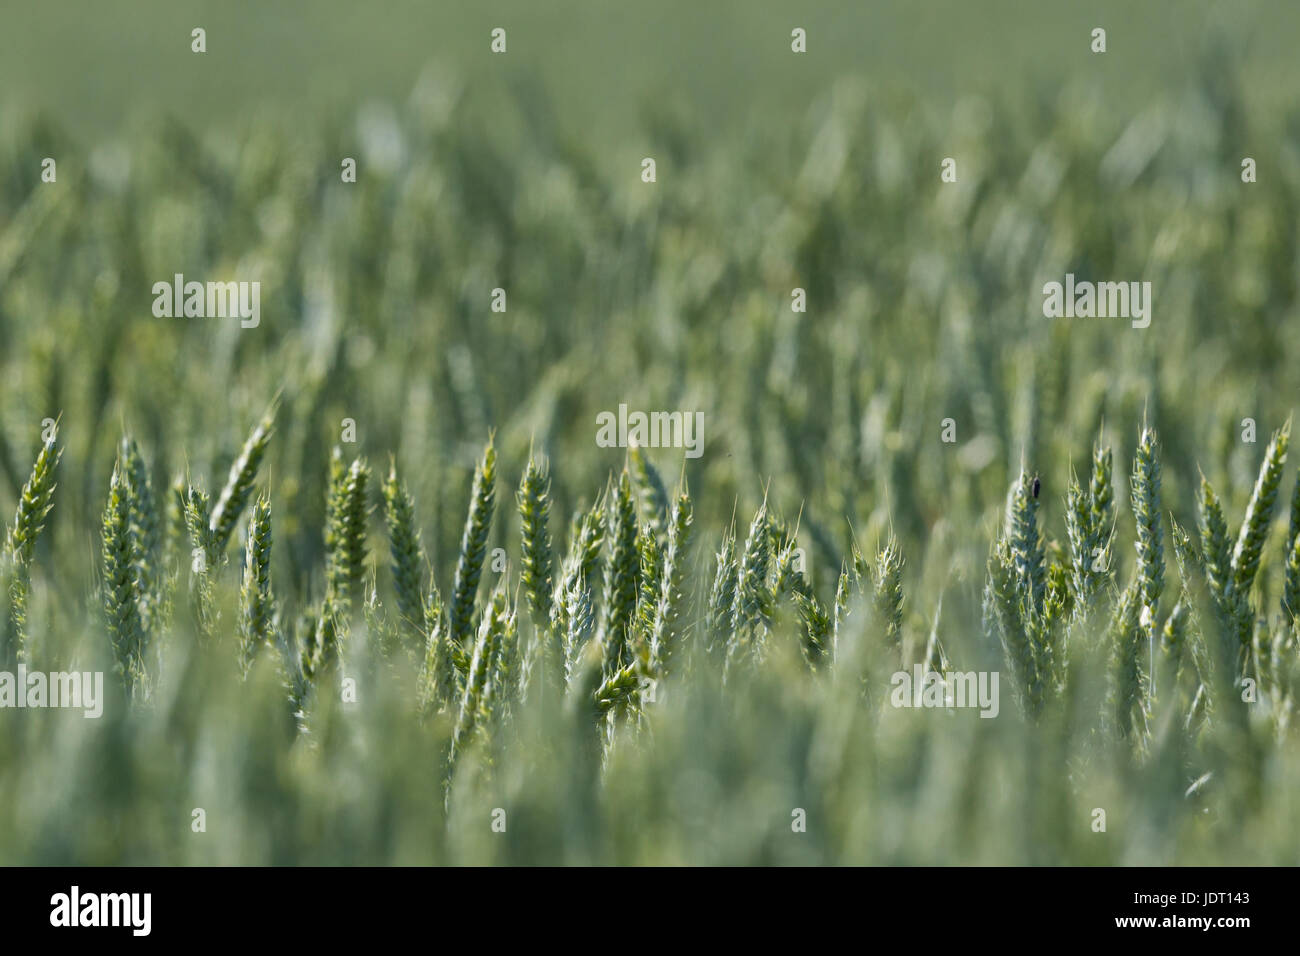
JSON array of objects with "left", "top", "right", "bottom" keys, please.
[{"left": 2, "top": 5, "right": 1300, "bottom": 866}]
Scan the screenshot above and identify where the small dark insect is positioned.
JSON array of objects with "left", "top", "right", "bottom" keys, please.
[{"left": 1031, "top": 477, "right": 1041, "bottom": 499}]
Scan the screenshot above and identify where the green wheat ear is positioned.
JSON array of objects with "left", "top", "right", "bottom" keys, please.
[
  {"left": 4, "top": 426, "right": 61, "bottom": 662},
  {"left": 210, "top": 402, "right": 276, "bottom": 552},
  {"left": 324, "top": 449, "right": 371, "bottom": 610},
  {"left": 449, "top": 437, "right": 496, "bottom": 650},
  {"left": 724, "top": 504, "right": 772, "bottom": 679},
  {"left": 1007, "top": 472, "right": 1046, "bottom": 623},
  {"left": 517, "top": 454, "right": 555, "bottom": 626},
  {"left": 182, "top": 483, "right": 219, "bottom": 644},
  {"left": 102, "top": 465, "right": 146, "bottom": 699},
  {"left": 382, "top": 459, "right": 426, "bottom": 646},
  {"left": 633, "top": 523, "right": 661, "bottom": 654},
  {"left": 627, "top": 443, "right": 668, "bottom": 539},
  {"left": 649, "top": 487, "right": 693, "bottom": 677},
  {"left": 549, "top": 498, "right": 605, "bottom": 670},
  {"left": 119, "top": 437, "right": 158, "bottom": 605},
  {"left": 1231, "top": 419, "right": 1289, "bottom": 600},
  {"left": 772, "top": 522, "right": 826, "bottom": 669},
  {"left": 7, "top": 427, "right": 62, "bottom": 567},
  {"left": 1108, "top": 576, "right": 1145, "bottom": 742},
  {"left": 1283, "top": 529, "right": 1300, "bottom": 627},
  {"left": 449, "top": 582, "right": 507, "bottom": 770},
  {"left": 599, "top": 469, "right": 639, "bottom": 675},
  {"left": 873, "top": 535, "right": 905, "bottom": 653},
  {"left": 984, "top": 537, "right": 1038, "bottom": 717},
  {"left": 705, "top": 528, "right": 738, "bottom": 654},
  {"left": 238, "top": 494, "right": 275, "bottom": 676},
  {"left": 1065, "top": 471, "right": 1096, "bottom": 613},
  {"left": 1197, "top": 474, "right": 1248, "bottom": 687},
  {"left": 1131, "top": 426, "right": 1165, "bottom": 618}
]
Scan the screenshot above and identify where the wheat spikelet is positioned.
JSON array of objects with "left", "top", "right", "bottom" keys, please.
[
  {"left": 873, "top": 535, "right": 905, "bottom": 653},
  {"left": 984, "top": 538, "right": 1039, "bottom": 716},
  {"left": 210, "top": 404, "right": 275, "bottom": 551},
  {"left": 1231, "top": 420, "right": 1289, "bottom": 600},
  {"left": 627, "top": 443, "right": 668, "bottom": 539},
  {"left": 517, "top": 454, "right": 555, "bottom": 625},
  {"left": 102, "top": 465, "right": 146, "bottom": 698},
  {"left": 632, "top": 522, "right": 661, "bottom": 662},
  {"left": 238, "top": 494, "right": 275, "bottom": 676},
  {"left": 650, "top": 488, "right": 693, "bottom": 675},
  {"left": 1108, "top": 577, "right": 1145, "bottom": 741},
  {"left": 182, "top": 484, "right": 219, "bottom": 643},
  {"left": 4, "top": 427, "right": 61, "bottom": 661},
  {"left": 448, "top": 438, "right": 496, "bottom": 650},
  {"left": 324, "top": 451, "right": 371, "bottom": 610},
  {"left": 561, "top": 579, "right": 595, "bottom": 689},
  {"left": 1131, "top": 427, "right": 1165, "bottom": 619},
  {"left": 382, "top": 460, "right": 425, "bottom": 644},
  {"left": 598, "top": 470, "right": 638, "bottom": 674}
]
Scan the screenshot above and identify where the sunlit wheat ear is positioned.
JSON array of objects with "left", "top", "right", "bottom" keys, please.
[
  {"left": 382, "top": 460, "right": 425, "bottom": 645},
  {"left": 102, "top": 465, "right": 146, "bottom": 699},
  {"left": 4, "top": 427, "right": 61, "bottom": 662},
  {"left": 449, "top": 437, "right": 496, "bottom": 650},
  {"left": 238, "top": 494, "right": 275, "bottom": 677},
  {"left": 210, "top": 404, "right": 275, "bottom": 552},
  {"left": 598, "top": 469, "right": 638, "bottom": 675},
  {"left": 517, "top": 454, "right": 554, "bottom": 626},
  {"left": 1131, "top": 426, "right": 1164, "bottom": 619},
  {"left": 1231, "top": 419, "right": 1289, "bottom": 600}
]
